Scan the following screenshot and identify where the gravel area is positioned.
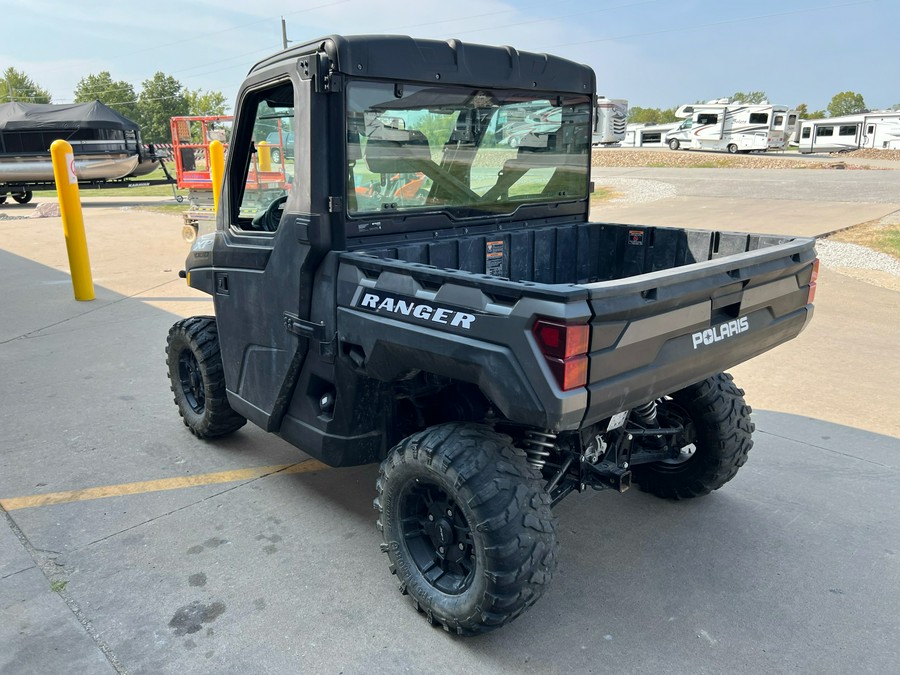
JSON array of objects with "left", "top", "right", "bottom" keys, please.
[
  {"left": 815, "top": 238, "right": 900, "bottom": 276},
  {"left": 592, "top": 149, "right": 876, "bottom": 170},
  {"left": 832, "top": 148, "right": 900, "bottom": 161},
  {"left": 0, "top": 212, "right": 27, "bottom": 221},
  {"left": 598, "top": 177, "right": 676, "bottom": 204}
]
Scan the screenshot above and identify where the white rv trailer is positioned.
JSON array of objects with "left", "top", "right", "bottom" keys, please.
[
  {"left": 794, "top": 111, "right": 900, "bottom": 153},
  {"left": 592, "top": 97, "right": 628, "bottom": 146},
  {"left": 621, "top": 122, "right": 679, "bottom": 148},
  {"left": 664, "top": 99, "right": 798, "bottom": 153}
]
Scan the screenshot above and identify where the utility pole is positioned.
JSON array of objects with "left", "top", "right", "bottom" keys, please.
[{"left": 281, "top": 17, "right": 289, "bottom": 50}]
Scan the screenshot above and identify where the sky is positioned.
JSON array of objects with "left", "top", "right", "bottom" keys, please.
[{"left": 2, "top": 0, "right": 898, "bottom": 113}]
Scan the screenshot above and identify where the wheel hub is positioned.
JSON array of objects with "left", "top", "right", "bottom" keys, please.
[
  {"left": 399, "top": 481, "right": 475, "bottom": 595},
  {"left": 178, "top": 350, "right": 205, "bottom": 413},
  {"left": 433, "top": 518, "right": 453, "bottom": 548}
]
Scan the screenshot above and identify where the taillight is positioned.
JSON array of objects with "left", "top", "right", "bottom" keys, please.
[
  {"left": 808, "top": 258, "right": 820, "bottom": 304},
  {"left": 533, "top": 320, "right": 590, "bottom": 391}
]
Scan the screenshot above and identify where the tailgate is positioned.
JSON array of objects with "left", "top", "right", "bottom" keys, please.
[{"left": 580, "top": 236, "right": 817, "bottom": 426}]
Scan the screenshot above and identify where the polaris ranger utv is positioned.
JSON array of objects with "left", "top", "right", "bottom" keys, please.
[{"left": 166, "top": 35, "right": 818, "bottom": 635}]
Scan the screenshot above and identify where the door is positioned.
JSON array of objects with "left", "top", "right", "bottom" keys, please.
[
  {"left": 212, "top": 77, "right": 311, "bottom": 431},
  {"left": 863, "top": 123, "right": 876, "bottom": 149}
]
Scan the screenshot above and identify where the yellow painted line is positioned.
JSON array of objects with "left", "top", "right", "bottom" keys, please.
[{"left": 0, "top": 460, "right": 329, "bottom": 511}]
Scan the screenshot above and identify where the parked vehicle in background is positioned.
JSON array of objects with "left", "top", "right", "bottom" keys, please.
[
  {"left": 592, "top": 97, "right": 628, "bottom": 146},
  {"left": 621, "top": 122, "right": 679, "bottom": 147},
  {"left": 0, "top": 101, "right": 164, "bottom": 205},
  {"left": 665, "top": 99, "right": 797, "bottom": 153},
  {"left": 265, "top": 130, "right": 294, "bottom": 163},
  {"left": 793, "top": 110, "right": 900, "bottom": 153}
]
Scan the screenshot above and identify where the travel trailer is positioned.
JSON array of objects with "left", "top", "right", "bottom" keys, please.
[
  {"left": 664, "top": 99, "right": 797, "bottom": 153},
  {"left": 592, "top": 97, "right": 628, "bottom": 145},
  {"left": 621, "top": 122, "right": 679, "bottom": 148},
  {"left": 793, "top": 111, "right": 900, "bottom": 153}
]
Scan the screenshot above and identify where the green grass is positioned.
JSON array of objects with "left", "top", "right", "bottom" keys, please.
[
  {"left": 50, "top": 580, "right": 67, "bottom": 593},
  {"left": 831, "top": 221, "right": 900, "bottom": 260},
  {"left": 882, "top": 228, "right": 900, "bottom": 257},
  {"left": 590, "top": 187, "right": 616, "bottom": 206}
]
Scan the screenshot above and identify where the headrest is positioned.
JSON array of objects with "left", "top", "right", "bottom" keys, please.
[{"left": 364, "top": 127, "right": 431, "bottom": 174}]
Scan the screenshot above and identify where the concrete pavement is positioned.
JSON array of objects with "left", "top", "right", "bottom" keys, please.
[{"left": 1, "top": 179, "right": 898, "bottom": 673}]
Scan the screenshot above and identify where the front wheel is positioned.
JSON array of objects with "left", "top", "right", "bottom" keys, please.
[
  {"left": 668, "top": 138, "right": 681, "bottom": 150},
  {"left": 166, "top": 316, "right": 246, "bottom": 438},
  {"left": 632, "top": 372, "right": 753, "bottom": 499},
  {"left": 270, "top": 148, "right": 282, "bottom": 164},
  {"left": 726, "top": 143, "right": 739, "bottom": 154},
  {"left": 375, "top": 423, "right": 559, "bottom": 635}
]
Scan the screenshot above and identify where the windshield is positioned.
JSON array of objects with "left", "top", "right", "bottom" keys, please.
[{"left": 346, "top": 82, "right": 591, "bottom": 218}]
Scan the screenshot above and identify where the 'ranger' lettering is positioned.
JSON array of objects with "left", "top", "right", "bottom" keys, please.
[{"left": 356, "top": 290, "right": 476, "bottom": 330}]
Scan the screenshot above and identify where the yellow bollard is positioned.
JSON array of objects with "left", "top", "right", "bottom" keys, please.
[
  {"left": 50, "top": 140, "right": 94, "bottom": 301},
  {"left": 209, "top": 139, "right": 225, "bottom": 215},
  {"left": 257, "top": 141, "right": 272, "bottom": 172}
]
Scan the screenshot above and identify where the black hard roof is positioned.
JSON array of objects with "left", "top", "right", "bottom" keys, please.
[
  {"left": 0, "top": 101, "right": 139, "bottom": 132},
  {"left": 249, "top": 34, "right": 595, "bottom": 95}
]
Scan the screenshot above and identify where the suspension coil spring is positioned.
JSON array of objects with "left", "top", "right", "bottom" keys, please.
[
  {"left": 522, "top": 430, "right": 557, "bottom": 470},
  {"left": 631, "top": 400, "right": 658, "bottom": 427}
]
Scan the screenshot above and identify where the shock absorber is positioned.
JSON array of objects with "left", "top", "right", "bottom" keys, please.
[
  {"left": 522, "top": 430, "right": 557, "bottom": 470},
  {"left": 631, "top": 401, "right": 658, "bottom": 427},
  {"left": 631, "top": 400, "right": 664, "bottom": 448}
]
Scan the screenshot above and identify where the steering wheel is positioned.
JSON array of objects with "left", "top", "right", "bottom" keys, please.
[{"left": 251, "top": 195, "right": 287, "bottom": 232}]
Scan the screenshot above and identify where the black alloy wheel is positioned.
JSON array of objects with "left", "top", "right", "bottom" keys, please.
[{"left": 399, "top": 480, "right": 475, "bottom": 595}]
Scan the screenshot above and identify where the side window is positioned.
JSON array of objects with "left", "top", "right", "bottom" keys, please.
[
  {"left": 801, "top": 127, "right": 811, "bottom": 139},
  {"left": 816, "top": 126, "right": 834, "bottom": 137},
  {"left": 839, "top": 125, "right": 857, "bottom": 136},
  {"left": 749, "top": 113, "right": 769, "bottom": 124},
  {"left": 232, "top": 81, "right": 295, "bottom": 231},
  {"left": 696, "top": 114, "right": 718, "bottom": 125}
]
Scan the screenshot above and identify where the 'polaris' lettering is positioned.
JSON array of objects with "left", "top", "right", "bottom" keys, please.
[
  {"left": 353, "top": 288, "right": 477, "bottom": 330},
  {"left": 691, "top": 316, "right": 749, "bottom": 349}
]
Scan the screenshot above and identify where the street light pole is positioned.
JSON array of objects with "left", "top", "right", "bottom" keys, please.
[{"left": 281, "top": 17, "right": 289, "bottom": 50}]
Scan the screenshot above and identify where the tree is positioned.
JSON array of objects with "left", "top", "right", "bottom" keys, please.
[
  {"left": 186, "top": 89, "right": 228, "bottom": 117},
  {"left": 416, "top": 113, "right": 456, "bottom": 156},
  {"left": 628, "top": 107, "right": 679, "bottom": 125},
  {"left": 795, "top": 103, "right": 808, "bottom": 118},
  {"left": 807, "top": 110, "right": 827, "bottom": 119},
  {"left": 135, "top": 72, "right": 189, "bottom": 143},
  {"left": 827, "top": 91, "right": 866, "bottom": 117},
  {"left": 658, "top": 107, "right": 679, "bottom": 123},
  {"left": 73, "top": 71, "right": 136, "bottom": 118},
  {"left": 731, "top": 90, "right": 767, "bottom": 104},
  {"left": 0, "top": 67, "right": 51, "bottom": 103}
]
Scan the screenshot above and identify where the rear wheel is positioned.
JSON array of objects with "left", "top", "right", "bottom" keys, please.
[
  {"left": 166, "top": 316, "right": 246, "bottom": 438},
  {"left": 375, "top": 423, "right": 558, "bottom": 635},
  {"left": 270, "top": 148, "right": 282, "bottom": 164},
  {"left": 726, "top": 143, "right": 739, "bottom": 154},
  {"left": 668, "top": 138, "right": 681, "bottom": 150},
  {"left": 12, "top": 191, "right": 32, "bottom": 204},
  {"left": 632, "top": 372, "right": 753, "bottom": 499}
]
